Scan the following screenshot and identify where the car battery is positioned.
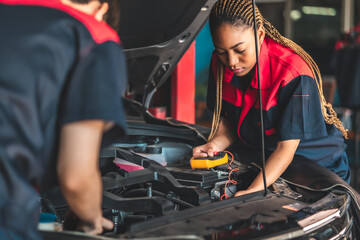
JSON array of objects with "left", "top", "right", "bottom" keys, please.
[{"left": 168, "top": 167, "right": 228, "bottom": 189}]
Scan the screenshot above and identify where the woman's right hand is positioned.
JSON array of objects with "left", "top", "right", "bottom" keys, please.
[
  {"left": 192, "top": 118, "right": 235, "bottom": 159},
  {"left": 192, "top": 141, "right": 223, "bottom": 159}
]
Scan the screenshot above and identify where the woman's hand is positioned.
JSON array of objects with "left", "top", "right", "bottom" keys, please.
[
  {"left": 192, "top": 141, "right": 222, "bottom": 159},
  {"left": 192, "top": 118, "right": 236, "bottom": 159},
  {"left": 234, "top": 188, "right": 257, "bottom": 197},
  {"left": 233, "top": 139, "right": 300, "bottom": 198}
]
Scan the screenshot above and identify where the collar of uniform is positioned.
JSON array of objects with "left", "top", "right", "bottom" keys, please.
[{"left": 249, "top": 36, "right": 271, "bottom": 90}]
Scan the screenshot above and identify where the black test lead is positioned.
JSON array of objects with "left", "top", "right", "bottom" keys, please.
[{"left": 251, "top": 0, "right": 267, "bottom": 197}]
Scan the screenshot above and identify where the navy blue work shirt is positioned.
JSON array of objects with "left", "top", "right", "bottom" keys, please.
[
  {"left": 207, "top": 36, "right": 350, "bottom": 183},
  {"left": 0, "top": 0, "right": 127, "bottom": 238}
]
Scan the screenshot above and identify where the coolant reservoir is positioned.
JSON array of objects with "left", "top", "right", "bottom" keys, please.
[
  {"left": 113, "top": 145, "right": 166, "bottom": 172},
  {"left": 135, "top": 145, "right": 167, "bottom": 166}
]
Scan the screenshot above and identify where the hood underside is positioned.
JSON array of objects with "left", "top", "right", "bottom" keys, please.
[{"left": 117, "top": 0, "right": 217, "bottom": 108}]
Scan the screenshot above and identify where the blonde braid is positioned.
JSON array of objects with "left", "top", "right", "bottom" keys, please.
[
  {"left": 208, "top": 62, "right": 224, "bottom": 141},
  {"left": 262, "top": 18, "right": 348, "bottom": 138},
  {"left": 231, "top": 1, "right": 245, "bottom": 19},
  {"left": 209, "top": 0, "right": 348, "bottom": 139}
]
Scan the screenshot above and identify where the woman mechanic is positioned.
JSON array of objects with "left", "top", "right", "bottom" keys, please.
[{"left": 192, "top": 0, "right": 350, "bottom": 197}]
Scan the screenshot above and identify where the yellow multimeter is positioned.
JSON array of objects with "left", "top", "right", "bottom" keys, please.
[{"left": 190, "top": 152, "right": 229, "bottom": 169}]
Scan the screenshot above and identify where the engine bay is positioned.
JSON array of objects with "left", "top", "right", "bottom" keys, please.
[
  {"left": 38, "top": 116, "right": 359, "bottom": 240},
  {"left": 41, "top": 129, "right": 344, "bottom": 239}
]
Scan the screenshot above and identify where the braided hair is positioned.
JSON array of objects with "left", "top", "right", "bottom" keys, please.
[{"left": 207, "top": 0, "right": 348, "bottom": 141}]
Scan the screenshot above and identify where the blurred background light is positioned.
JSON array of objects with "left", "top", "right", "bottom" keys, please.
[{"left": 302, "top": 6, "right": 336, "bottom": 16}]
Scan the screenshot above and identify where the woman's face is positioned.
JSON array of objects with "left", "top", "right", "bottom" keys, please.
[{"left": 212, "top": 23, "right": 264, "bottom": 77}]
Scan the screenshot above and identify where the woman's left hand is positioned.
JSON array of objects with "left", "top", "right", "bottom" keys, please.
[
  {"left": 234, "top": 139, "right": 300, "bottom": 198},
  {"left": 234, "top": 188, "right": 258, "bottom": 197}
]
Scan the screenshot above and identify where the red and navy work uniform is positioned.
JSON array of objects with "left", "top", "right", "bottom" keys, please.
[
  {"left": 0, "top": 0, "right": 127, "bottom": 239},
  {"left": 207, "top": 36, "right": 350, "bottom": 183}
]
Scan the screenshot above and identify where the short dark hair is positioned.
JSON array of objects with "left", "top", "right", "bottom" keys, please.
[
  {"left": 70, "top": 0, "right": 120, "bottom": 31},
  {"left": 103, "top": 0, "right": 120, "bottom": 32}
]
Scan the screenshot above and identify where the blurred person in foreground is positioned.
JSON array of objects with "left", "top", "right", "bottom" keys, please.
[{"left": 0, "top": 0, "right": 127, "bottom": 238}]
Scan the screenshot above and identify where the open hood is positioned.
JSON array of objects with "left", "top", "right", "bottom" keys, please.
[{"left": 118, "top": 0, "right": 216, "bottom": 109}]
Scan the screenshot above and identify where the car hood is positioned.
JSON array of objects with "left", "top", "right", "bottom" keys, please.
[{"left": 118, "top": 0, "right": 216, "bottom": 109}]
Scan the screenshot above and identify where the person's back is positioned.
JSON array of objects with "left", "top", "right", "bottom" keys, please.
[{"left": 0, "top": 0, "right": 127, "bottom": 238}]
